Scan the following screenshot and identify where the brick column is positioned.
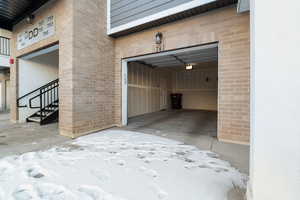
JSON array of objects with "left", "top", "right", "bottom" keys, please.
[{"left": 60, "top": 0, "right": 115, "bottom": 138}]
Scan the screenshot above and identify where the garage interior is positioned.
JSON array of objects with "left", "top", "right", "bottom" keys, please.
[{"left": 125, "top": 44, "right": 218, "bottom": 139}]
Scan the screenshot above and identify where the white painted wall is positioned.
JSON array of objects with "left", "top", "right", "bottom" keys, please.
[
  {"left": 18, "top": 50, "right": 58, "bottom": 122},
  {"left": 250, "top": 1, "right": 300, "bottom": 199},
  {"left": 5, "top": 80, "right": 10, "bottom": 110},
  {"left": 0, "top": 55, "right": 10, "bottom": 67},
  {"left": 0, "top": 73, "right": 10, "bottom": 112},
  {"left": 127, "top": 62, "right": 172, "bottom": 118}
]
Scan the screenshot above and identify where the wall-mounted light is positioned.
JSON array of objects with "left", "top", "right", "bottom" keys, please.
[
  {"left": 185, "top": 64, "right": 193, "bottom": 70},
  {"left": 155, "top": 32, "right": 163, "bottom": 45},
  {"left": 26, "top": 14, "right": 35, "bottom": 24}
]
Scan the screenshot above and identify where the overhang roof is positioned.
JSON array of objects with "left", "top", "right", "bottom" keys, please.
[{"left": 0, "top": 0, "right": 51, "bottom": 30}]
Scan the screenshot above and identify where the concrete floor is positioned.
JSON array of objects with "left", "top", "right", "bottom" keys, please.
[
  {"left": 0, "top": 112, "right": 69, "bottom": 158},
  {"left": 0, "top": 110, "right": 249, "bottom": 174},
  {"left": 119, "top": 109, "right": 250, "bottom": 174}
]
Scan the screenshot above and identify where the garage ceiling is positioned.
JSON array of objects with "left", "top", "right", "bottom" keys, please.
[
  {"left": 132, "top": 45, "right": 218, "bottom": 68},
  {"left": 0, "top": 0, "right": 51, "bottom": 30}
]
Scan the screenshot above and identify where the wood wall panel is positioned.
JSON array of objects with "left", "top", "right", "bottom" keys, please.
[
  {"left": 172, "top": 62, "right": 218, "bottom": 111},
  {"left": 128, "top": 62, "right": 171, "bottom": 117}
]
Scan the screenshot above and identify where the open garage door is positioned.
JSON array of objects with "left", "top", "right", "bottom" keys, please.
[{"left": 122, "top": 43, "right": 218, "bottom": 137}]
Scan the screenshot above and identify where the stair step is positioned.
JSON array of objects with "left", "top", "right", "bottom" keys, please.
[
  {"left": 39, "top": 109, "right": 58, "bottom": 115},
  {"left": 48, "top": 104, "right": 58, "bottom": 108},
  {"left": 27, "top": 117, "right": 41, "bottom": 123},
  {"left": 36, "top": 112, "right": 48, "bottom": 117},
  {"left": 41, "top": 109, "right": 53, "bottom": 113}
]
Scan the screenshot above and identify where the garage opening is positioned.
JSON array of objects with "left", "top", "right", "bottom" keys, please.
[
  {"left": 122, "top": 43, "right": 218, "bottom": 139},
  {"left": 17, "top": 44, "right": 59, "bottom": 125}
]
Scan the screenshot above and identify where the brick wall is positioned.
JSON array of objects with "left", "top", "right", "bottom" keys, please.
[
  {"left": 114, "top": 6, "right": 250, "bottom": 144},
  {"left": 10, "top": 0, "right": 73, "bottom": 124},
  {"left": 10, "top": 0, "right": 115, "bottom": 138},
  {"left": 9, "top": 2, "right": 249, "bottom": 144},
  {"left": 64, "top": 0, "right": 115, "bottom": 137}
]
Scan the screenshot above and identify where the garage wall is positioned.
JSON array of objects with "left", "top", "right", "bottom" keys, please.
[
  {"left": 18, "top": 50, "right": 59, "bottom": 122},
  {"left": 128, "top": 62, "right": 172, "bottom": 117},
  {"left": 173, "top": 62, "right": 218, "bottom": 111}
]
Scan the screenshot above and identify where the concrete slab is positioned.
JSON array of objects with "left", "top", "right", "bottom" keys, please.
[
  {"left": 118, "top": 110, "right": 250, "bottom": 174},
  {"left": 0, "top": 113, "right": 70, "bottom": 158},
  {"left": 0, "top": 110, "right": 249, "bottom": 174}
]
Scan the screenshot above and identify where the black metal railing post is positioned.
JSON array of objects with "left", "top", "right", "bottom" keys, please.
[{"left": 39, "top": 88, "right": 43, "bottom": 123}]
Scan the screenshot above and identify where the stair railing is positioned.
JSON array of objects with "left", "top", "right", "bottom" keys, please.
[
  {"left": 28, "top": 79, "right": 59, "bottom": 122},
  {"left": 17, "top": 79, "right": 59, "bottom": 108}
]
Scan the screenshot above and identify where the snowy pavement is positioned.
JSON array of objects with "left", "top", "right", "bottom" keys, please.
[{"left": 0, "top": 130, "right": 247, "bottom": 200}]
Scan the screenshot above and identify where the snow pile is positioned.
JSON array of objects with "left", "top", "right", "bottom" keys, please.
[{"left": 0, "top": 130, "right": 247, "bottom": 200}]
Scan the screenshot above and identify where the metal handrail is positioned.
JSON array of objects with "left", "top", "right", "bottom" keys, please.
[
  {"left": 25, "top": 79, "right": 59, "bottom": 123},
  {"left": 17, "top": 78, "right": 59, "bottom": 107},
  {"left": 29, "top": 84, "right": 59, "bottom": 108}
]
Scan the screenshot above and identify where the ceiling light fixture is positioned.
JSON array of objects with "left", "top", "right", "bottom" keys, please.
[
  {"left": 26, "top": 14, "right": 35, "bottom": 24},
  {"left": 155, "top": 32, "right": 163, "bottom": 45},
  {"left": 185, "top": 64, "right": 193, "bottom": 70}
]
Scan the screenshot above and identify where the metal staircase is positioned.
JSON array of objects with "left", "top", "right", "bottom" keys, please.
[{"left": 17, "top": 79, "right": 59, "bottom": 125}]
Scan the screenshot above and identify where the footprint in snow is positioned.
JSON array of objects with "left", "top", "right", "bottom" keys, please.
[
  {"left": 13, "top": 184, "right": 38, "bottom": 200},
  {"left": 91, "top": 169, "right": 110, "bottom": 182},
  {"left": 78, "top": 185, "right": 125, "bottom": 200},
  {"left": 175, "top": 151, "right": 186, "bottom": 156},
  {"left": 137, "top": 153, "right": 146, "bottom": 159},
  {"left": 150, "top": 183, "right": 168, "bottom": 200},
  {"left": 206, "top": 152, "right": 219, "bottom": 158},
  {"left": 184, "top": 158, "right": 195, "bottom": 163},
  {"left": 139, "top": 166, "right": 158, "bottom": 178},
  {"left": 36, "top": 183, "right": 75, "bottom": 199},
  {"left": 214, "top": 167, "right": 230, "bottom": 173},
  {"left": 26, "top": 165, "right": 48, "bottom": 179},
  {"left": 117, "top": 160, "right": 125, "bottom": 166}
]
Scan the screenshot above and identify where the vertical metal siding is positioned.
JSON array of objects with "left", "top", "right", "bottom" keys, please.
[{"left": 111, "top": 0, "right": 193, "bottom": 28}]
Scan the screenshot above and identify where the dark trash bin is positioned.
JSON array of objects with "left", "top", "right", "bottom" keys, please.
[{"left": 171, "top": 93, "right": 182, "bottom": 109}]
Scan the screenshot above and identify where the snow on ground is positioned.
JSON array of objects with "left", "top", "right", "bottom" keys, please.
[{"left": 0, "top": 130, "right": 247, "bottom": 200}]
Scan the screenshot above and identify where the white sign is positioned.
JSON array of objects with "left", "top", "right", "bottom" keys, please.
[{"left": 17, "top": 15, "right": 55, "bottom": 50}]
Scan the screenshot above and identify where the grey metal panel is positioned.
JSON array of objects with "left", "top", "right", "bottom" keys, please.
[
  {"left": 111, "top": 0, "right": 192, "bottom": 28},
  {"left": 110, "top": 0, "right": 237, "bottom": 37},
  {"left": 111, "top": 0, "right": 138, "bottom": 11}
]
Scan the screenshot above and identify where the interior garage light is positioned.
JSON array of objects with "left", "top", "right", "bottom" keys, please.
[{"left": 185, "top": 64, "right": 193, "bottom": 70}]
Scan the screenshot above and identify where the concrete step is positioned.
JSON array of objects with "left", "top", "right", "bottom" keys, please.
[{"left": 27, "top": 117, "right": 41, "bottom": 123}]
